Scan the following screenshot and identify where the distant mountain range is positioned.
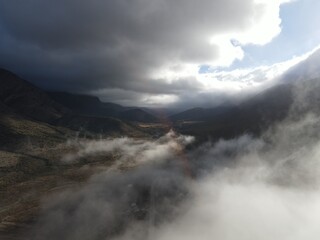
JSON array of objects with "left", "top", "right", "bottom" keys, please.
[
  {"left": 1, "top": 47, "right": 320, "bottom": 147},
  {"left": 173, "top": 83, "right": 295, "bottom": 140},
  {"left": 0, "top": 68, "right": 161, "bottom": 124},
  {"left": 47, "top": 91, "right": 158, "bottom": 122},
  {"left": 0, "top": 69, "right": 151, "bottom": 149},
  {"left": 170, "top": 105, "right": 235, "bottom": 122}
]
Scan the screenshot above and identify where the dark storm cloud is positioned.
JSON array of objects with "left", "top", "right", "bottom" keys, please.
[
  {"left": 0, "top": 0, "right": 286, "bottom": 105},
  {"left": 0, "top": 0, "right": 252, "bottom": 49}
]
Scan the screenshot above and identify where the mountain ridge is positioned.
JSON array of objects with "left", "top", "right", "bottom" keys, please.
[{"left": 0, "top": 68, "right": 69, "bottom": 123}]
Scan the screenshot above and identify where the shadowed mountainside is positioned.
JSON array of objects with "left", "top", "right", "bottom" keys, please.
[
  {"left": 175, "top": 78, "right": 320, "bottom": 142},
  {"left": 174, "top": 84, "right": 295, "bottom": 140},
  {"left": 48, "top": 91, "right": 158, "bottom": 123},
  {"left": 170, "top": 105, "right": 235, "bottom": 122},
  {"left": 0, "top": 69, "right": 150, "bottom": 150},
  {"left": 0, "top": 69, "right": 152, "bottom": 235},
  {"left": 0, "top": 69, "right": 68, "bottom": 123},
  {"left": 47, "top": 92, "right": 124, "bottom": 117}
]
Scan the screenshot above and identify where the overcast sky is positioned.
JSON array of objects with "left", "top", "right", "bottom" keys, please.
[{"left": 0, "top": 0, "right": 319, "bottom": 108}]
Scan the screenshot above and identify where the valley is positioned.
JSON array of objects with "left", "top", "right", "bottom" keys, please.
[{"left": 1, "top": 65, "right": 320, "bottom": 239}]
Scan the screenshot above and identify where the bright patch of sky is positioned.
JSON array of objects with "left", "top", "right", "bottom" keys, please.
[
  {"left": 191, "top": 0, "right": 320, "bottom": 108},
  {"left": 214, "top": 0, "right": 320, "bottom": 71}
]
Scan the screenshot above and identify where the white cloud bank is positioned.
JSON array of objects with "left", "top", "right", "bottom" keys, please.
[
  {"left": 62, "top": 130, "right": 195, "bottom": 167},
  {"left": 34, "top": 114, "right": 320, "bottom": 240}
]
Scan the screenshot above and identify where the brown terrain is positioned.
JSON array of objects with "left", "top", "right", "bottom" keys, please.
[{"left": 0, "top": 69, "right": 165, "bottom": 239}]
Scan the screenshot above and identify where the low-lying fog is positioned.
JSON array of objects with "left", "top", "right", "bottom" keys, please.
[{"left": 33, "top": 80, "right": 320, "bottom": 240}]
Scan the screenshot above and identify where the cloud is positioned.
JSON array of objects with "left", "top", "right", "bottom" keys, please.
[
  {"left": 33, "top": 116, "right": 320, "bottom": 240},
  {"left": 0, "top": 0, "right": 292, "bottom": 106},
  {"left": 61, "top": 130, "right": 195, "bottom": 166},
  {"left": 169, "top": 46, "right": 320, "bottom": 108}
]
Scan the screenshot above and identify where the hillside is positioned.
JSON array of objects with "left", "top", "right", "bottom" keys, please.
[
  {"left": 175, "top": 84, "right": 294, "bottom": 140},
  {"left": 120, "top": 108, "right": 158, "bottom": 123},
  {"left": 48, "top": 91, "right": 158, "bottom": 123},
  {"left": 170, "top": 105, "right": 235, "bottom": 122},
  {"left": 0, "top": 69, "right": 149, "bottom": 149},
  {"left": 0, "top": 69, "right": 68, "bottom": 123},
  {"left": 0, "top": 70, "right": 151, "bottom": 235},
  {"left": 48, "top": 92, "right": 124, "bottom": 117}
]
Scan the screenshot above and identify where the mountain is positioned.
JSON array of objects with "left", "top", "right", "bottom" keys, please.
[
  {"left": 0, "top": 97, "right": 71, "bottom": 150},
  {"left": 47, "top": 92, "right": 124, "bottom": 117},
  {"left": 0, "top": 71, "right": 147, "bottom": 236},
  {"left": 170, "top": 107, "right": 207, "bottom": 121},
  {"left": 0, "top": 69, "right": 68, "bottom": 123},
  {"left": 141, "top": 107, "right": 180, "bottom": 120},
  {"left": 282, "top": 48, "right": 320, "bottom": 83},
  {"left": 170, "top": 105, "right": 235, "bottom": 122},
  {"left": 236, "top": 83, "right": 293, "bottom": 124},
  {"left": 0, "top": 67, "right": 159, "bottom": 138},
  {"left": 48, "top": 91, "right": 158, "bottom": 122},
  {"left": 175, "top": 84, "right": 294, "bottom": 140},
  {"left": 0, "top": 99, "right": 14, "bottom": 115},
  {"left": 56, "top": 115, "right": 146, "bottom": 137},
  {"left": 119, "top": 108, "right": 158, "bottom": 123},
  {"left": 0, "top": 69, "right": 149, "bottom": 149}
]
